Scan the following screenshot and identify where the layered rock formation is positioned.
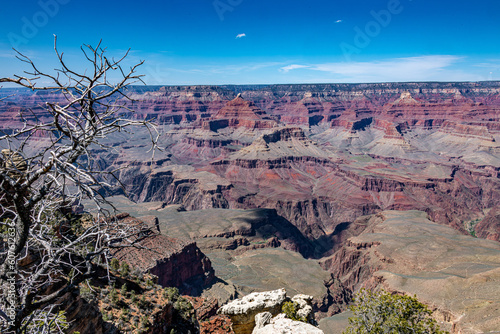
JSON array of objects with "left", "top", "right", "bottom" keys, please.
[
  {"left": 3, "top": 81, "right": 500, "bottom": 332},
  {"left": 83, "top": 82, "right": 500, "bottom": 246},
  {"left": 475, "top": 204, "right": 500, "bottom": 241},
  {"left": 205, "top": 95, "right": 277, "bottom": 130},
  {"left": 110, "top": 213, "right": 215, "bottom": 294}
]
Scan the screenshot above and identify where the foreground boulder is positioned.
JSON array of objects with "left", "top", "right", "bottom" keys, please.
[
  {"left": 217, "top": 289, "right": 287, "bottom": 334},
  {"left": 218, "top": 289, "right": 324, "bottom": 334},
  {"left": 252, "top": 313, "right": 324, "bottom": 334},
  {"left": 292, "top": 294, "right": 314, "bottom": 323}
]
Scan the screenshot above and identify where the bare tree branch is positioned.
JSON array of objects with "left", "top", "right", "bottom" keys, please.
[{"left": 0, "top": 36, "right": 158, "bottom": 333}]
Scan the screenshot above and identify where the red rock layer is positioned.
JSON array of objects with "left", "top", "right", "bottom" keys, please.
[
  {"left": 111, "top": 214, "right": 215, "bottom": 293},
  {"left": 203, "top": 96, "right": 277, "bottom": 130}
]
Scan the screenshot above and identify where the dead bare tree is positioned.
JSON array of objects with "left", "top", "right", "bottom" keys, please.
[{"left": 0, "top": 36, "right": 158, "bottom": 333}]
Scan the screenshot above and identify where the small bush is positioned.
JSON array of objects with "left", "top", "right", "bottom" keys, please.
[
  {"left": 120, "top": 261, "right": 130, "bottom": 276},
  {"left": 140, "top": 316, "right": 150, "bottom": 328},
  {"left": 174, "top": 297, "right": 193, "bottom": 320},
  {"left": 120, "top": 308, "right": 129, "bottom": 321},
  {"left": 130, "top": 290, "right": 138, "bottom": 303},
  {"left": 109, "top": 288, "right": 118, "bottom": 305},
  {"left": 80, "top": 283, "right": 97, "bottom": 303},
  {"left": 120, "top": 283, "right": 128, "bottom": 295},
  {"left": 102, "top": 312, "right": 111, "bottom": 321},
  {"left": 139, "top": 295, "right": 149, "bottom": 309},
  {"left": 282, "top": 301, "right": 306, "bottom": 322},
  {"left": 110, "top": 258, "right": 120, "bottom": 272},
  {"left": 163, "top": 287, "right": 180, "bottom": 302}
]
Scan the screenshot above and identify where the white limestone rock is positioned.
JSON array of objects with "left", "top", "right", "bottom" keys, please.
[
  {"left": 254, "top": 312, "right": 273, "bottom": 329},
  {"left": 292, "top": 294, "right": 314, "bottom": 322},
  {"left": 217, "top": 289, "right": 287, "bottom": 334},
  {"left": 252, "top": 314, "right": 324, "bottom": 334}
]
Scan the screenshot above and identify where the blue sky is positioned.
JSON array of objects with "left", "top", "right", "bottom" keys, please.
[{"left": 0, "top": 0, "right": 499, "bottom": 85}]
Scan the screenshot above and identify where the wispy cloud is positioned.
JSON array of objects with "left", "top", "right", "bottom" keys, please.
[
  {"left": 280, "top": 64, "right": 310, "bottom": 73},
  {"left": 236, "top": 33, "right": 246, "bottom": 39},
  {"left": 335, "top": 19, "right": 342, "bottom": 23},
  {"left": 279, "top": 56, "right": 481, "bottom": 82}
]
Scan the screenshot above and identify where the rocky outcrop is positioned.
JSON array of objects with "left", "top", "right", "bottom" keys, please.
[
  {"left": 205, "top": 96, "right": 277, "bottom": 130},
  {"left": 475, "top": 205, "right": 500, "bottom": 241},
  {"left": 111, "top": 214, "right": 215, "bottom": 294},
  {"left": 438, "top": 120, "right": 496, "bottom": 141},
  {"left": 217, "top": 289, "right": 326, "bottom": 334},
  {"left": 217, "top": 289, "right": 287, "bottom": 334},
  {"left": 391, "top": 91, "right": 421, "bottom": 105},
  {"left": 132, "top": 167, "right": 232, "bottom": 209},
  {"left": 62, "top": 291, "right": 106, "bottom": 334},
  {"left": 126, "top": 85, "right": 235, "bottom": 124},
  {"left": 372, "top": 119, "right": 406, "bottom": 140},
  {"left": 252, "top": 313, "right": 324, "bottom": 334}
]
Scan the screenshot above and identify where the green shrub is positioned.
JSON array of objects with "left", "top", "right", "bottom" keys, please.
[
  {"left": 109, "top": 287, "right": 118, "bottom": 305},
  {"left": 140, "top": 316, "right": 150, "bottom": 329},
  {"left": 120, "top": 308, "right": 129, "bottom": 321},
  {"left": 343, "top": 289, "right": 449, "bottom": 334},
  {"left": 120, "top": 283, "right": 128, "bottom": 295},
  {"left": 174, "top": 297, "right": 193, "bottom": 320},
  {"left": 281, "top": 301, "right": 306, "bottom": 322},
  {"left": 139, "top": 295, "right": 149, "bottom": 309},
  {"left": 80, "top": 283, "right": 97, "bottom": 303},
  {"left": 23, "top": 310, "right": 70, "bottom": 333},
  {"left": 163, "top": 287, "right": 180, "bottom": 302},
  {"left": 110, "top": 258, "right": 120, "bottom": 272},
  {"left": 130, "top": 290, "right": 138, "bottom": 303},
  {"left": 120, "top": 261, "right": 130, "bottom": 276}
]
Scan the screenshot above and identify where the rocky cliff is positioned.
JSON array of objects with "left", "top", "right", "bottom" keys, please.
[{"left": 110, "top": 213, "right": 215, "bottom": 294}]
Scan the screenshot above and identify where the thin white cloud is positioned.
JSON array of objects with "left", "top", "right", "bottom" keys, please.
[
  {"left": 335, "top": 20, "right": 342, "bottom": 23},
  {"left": 280, "top": 64, "right": 310, "bottom": 73},
  {"left": 280, "top": 56, "right": 481, "bottom": 82},
  {"left": 236, "top": 33, "right": 246, "bottom": 39}
]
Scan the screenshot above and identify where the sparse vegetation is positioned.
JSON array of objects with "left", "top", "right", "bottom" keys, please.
[
  {"left": 109, "top": 287, "right": 119, "bottom": 305},
  {"left": 130, "top": 290, "right": 138, "bottom": 303},
  {"left": 164, "top": 287, "right": 180, "bottom": 301},
  {"left": 110, "top": 258, "right": 121, "bottom": 272},
  {"left": 22, "top": 310, "right": 69, "bottom": 333},
  {"left": 120, "top": 283, "right": 128, "bottom": 295},
  {"left": 282, "top": 301, "right": 307, "bottom": 322},
  {"left": 465, "top": 218, "right": 481, "bottom": 237},
  {"left": 120, "top": 262, "right": 131, "bottom": 277},
  {"left": 174, "top": 297, "right": 194, "bottom": 321}
]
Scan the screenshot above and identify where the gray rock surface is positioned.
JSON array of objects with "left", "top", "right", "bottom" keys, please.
[
  {"left": 252, "top": 314, "right": 324, "bottom": 334},
  {"left": 217, "top": 289, "right": 287, "bottom": 334},
  {"left": 292, "top": 294, "right": 314, "bottom": 322},
  {"left": 254, "top": 312, "right": 273, "bottom": 329}
]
